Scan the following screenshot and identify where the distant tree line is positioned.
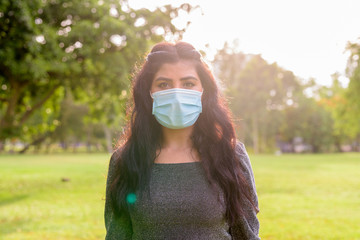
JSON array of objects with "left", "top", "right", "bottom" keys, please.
[{"left": 214, "top": 42, "right": 360, "bottom": 153}]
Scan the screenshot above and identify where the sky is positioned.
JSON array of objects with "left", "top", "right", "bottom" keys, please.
[{"left": 129, "top": 0, "right": 360, "bottom": 87}]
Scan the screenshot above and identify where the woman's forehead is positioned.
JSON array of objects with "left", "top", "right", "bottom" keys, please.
[{"left": 155, "top": 60, "right": 198, "bottom": 78}]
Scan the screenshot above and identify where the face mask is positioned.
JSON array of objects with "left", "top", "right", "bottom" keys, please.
[{"left": 151, "top": 88, "right": 203, "bottom": 129}]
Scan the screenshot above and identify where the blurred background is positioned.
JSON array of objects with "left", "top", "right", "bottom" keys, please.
[
  {"left": 1, "top": 0, "right": 360, "bottom": 154},
  {"left": 1, "top": 1, "right": 360, "bottom": 239}
]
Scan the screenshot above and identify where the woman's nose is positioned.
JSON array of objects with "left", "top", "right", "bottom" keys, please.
[{"left": 173, "top": 81, "right": 182, "bottom": 89}]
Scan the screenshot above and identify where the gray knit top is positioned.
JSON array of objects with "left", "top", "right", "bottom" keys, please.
[{"left": 104, "top": 142, "right": 260, "bottom": 240}]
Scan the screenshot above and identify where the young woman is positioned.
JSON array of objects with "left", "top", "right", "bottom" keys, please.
[{"left": 105, "top": 42, "right": 260, "bottom": 239}]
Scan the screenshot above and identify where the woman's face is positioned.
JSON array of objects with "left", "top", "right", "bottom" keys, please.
[{"left": 150, "top": 60, "right": 203, "bottom": 94}]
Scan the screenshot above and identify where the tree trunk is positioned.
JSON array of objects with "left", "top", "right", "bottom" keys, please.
[
  {"left": 45, "top": 142, "right": 51, "bottom": 154},
  {"left": 312, "top": 145, "right": 320, "bottom": 153},
  {"left": 0, "top": 80, "right": 23, "bottom": 139},
  {"left": 86, "top": 127, "right": 92, "bottom": 152},
  {"left": 72, "top": 142, "right": 77, "bottom": 153},
  {"left": 252, "top": 114, "right": 259, "bottom": 154},
  {"left": 0, "top": 140, "right": 4, "bottom": 152},
  {"left": 334, "top": 136, "right": 342, "bottom": 152},
  {"left": 103, "top": 124, "right": 113, "bottom": 153},
  {"left": 19, "top": 132, "right": 50, "bottom": 154}
]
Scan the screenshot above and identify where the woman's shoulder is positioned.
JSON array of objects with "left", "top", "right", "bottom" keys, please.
[
  {"left": 234, "top": 141, "right": 256, "bottom": 184},
  {"left": 234, "top": 141, "right": 251, "bottom": 167},
  {"left": 107, "top": 147, "right": 124, "bottom": 178},
  {"left": 234, "top": 140, "right": 260, "bottom": 214},
  {"left": 235, "top": 141, "right": 246, "bottom": 154},
  {"left": 109, "top": 146, "right": 124, "bottom": 164}
]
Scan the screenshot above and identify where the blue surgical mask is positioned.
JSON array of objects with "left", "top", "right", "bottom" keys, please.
[{"left": 151, "top": 88, "right": 203, "bottom": 129}]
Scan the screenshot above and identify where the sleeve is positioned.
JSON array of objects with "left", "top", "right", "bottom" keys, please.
[
  {"left": 104, "top": 152, "right": 133, "bottom": 240},
  {"left": 230, "top": 141, "right": 260, "bottom": 240}
]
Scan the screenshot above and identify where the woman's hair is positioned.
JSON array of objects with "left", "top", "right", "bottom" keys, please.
[{"left": 109, "top": 41, "right": 257, "bottom": 226}]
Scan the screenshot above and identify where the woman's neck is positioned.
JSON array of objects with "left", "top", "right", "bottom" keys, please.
[
  {"left": 161, "top": 126, "right": 194, "bottom": 151},
  {"left": 155, "top": 126, "right": 200, "bottom": 164}
]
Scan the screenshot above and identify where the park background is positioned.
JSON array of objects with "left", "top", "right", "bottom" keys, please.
[{"left": 1, "top": 0, "right": 359, "bottom": 239}]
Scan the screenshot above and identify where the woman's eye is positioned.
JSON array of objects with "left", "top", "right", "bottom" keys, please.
[
  {"left": 184, "top": 82, "right": 195, "bottom": 88},
  {"left": 158, "top": 82, "right": 169, "bottom": 88}
]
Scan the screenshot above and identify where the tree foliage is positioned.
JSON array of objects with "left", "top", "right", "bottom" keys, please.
[
  {"left": 214, "top": 44, "right": 301, "bottom": 153},
  {"left": 340, "top": 40, "right": 360, "bottom": 139},
  {"left": 0, "top": 0, "right": 192, "bottom": 151},
  {"left": 213, "top": 43, "right": 349, "bottom": 153},
  {"left": 318, "top": 39, "right": 360, "bottom": 149}
]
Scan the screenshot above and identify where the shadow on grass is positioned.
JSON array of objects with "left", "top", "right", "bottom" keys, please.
[{"left": 0, "top": 194, "right": 28, "bottom": 207}]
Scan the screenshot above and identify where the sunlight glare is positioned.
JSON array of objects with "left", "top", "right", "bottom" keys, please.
[{"left": 128, "top": 0, "right": 360, "bottom": 86}]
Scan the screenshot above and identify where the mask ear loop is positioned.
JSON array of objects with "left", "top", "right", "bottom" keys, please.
[{"left": 150, "top": 91, "right": 156, "bottom": 115}]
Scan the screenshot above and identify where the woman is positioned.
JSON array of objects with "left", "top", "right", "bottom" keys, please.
[{"left": 105, "top": 42, "right": 260, "bottom": 239}]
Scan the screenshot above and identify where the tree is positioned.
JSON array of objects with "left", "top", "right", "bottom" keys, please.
[
  {"left": 315, "top": 74, "right": 350, "bottom": 151},
  {"left": 213, "top": 44, "right": 301, "bottom": 153},
  {"left": 341, "top": 40, "right": 360, "bottom": 142},
  {"left": 0, "top": 0, "right": 193, "bottom": 151}
]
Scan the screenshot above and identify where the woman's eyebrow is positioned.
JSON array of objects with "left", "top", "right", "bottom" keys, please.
[
  {"left": 154, "top": 76, "right": 198, "bottom": 82},
  {"left": 180, "top": 76, "right": 199, "bottom": 81},
  {"left": 154, "top": 77, "right": 172, "bottom": 82}
]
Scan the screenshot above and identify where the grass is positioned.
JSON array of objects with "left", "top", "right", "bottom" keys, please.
[
  {"left": 0, "top": 153, "right": 359, "bottom": 239},
  {"left": 253, "top": 153, "right": 360, "bottom": 240},
  {"left": 0, "top": 153, "right": 110, "bottom": 240}
]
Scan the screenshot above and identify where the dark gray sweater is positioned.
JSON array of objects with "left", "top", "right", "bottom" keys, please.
[{"left": 105, "top": 142, "right": 260, "bottom": 240}]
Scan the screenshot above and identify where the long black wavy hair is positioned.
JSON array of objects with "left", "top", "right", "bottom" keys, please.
[{"left": 109, "top": 41, "right": 257, "bottom": 226}]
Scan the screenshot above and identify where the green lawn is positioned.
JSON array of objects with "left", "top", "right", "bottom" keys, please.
[
  {"left": 0, "top": 153, "right": 359, "bottom": 239},
  {"left": 253, "top": 153, "right": 360, "bottom": 240}
]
